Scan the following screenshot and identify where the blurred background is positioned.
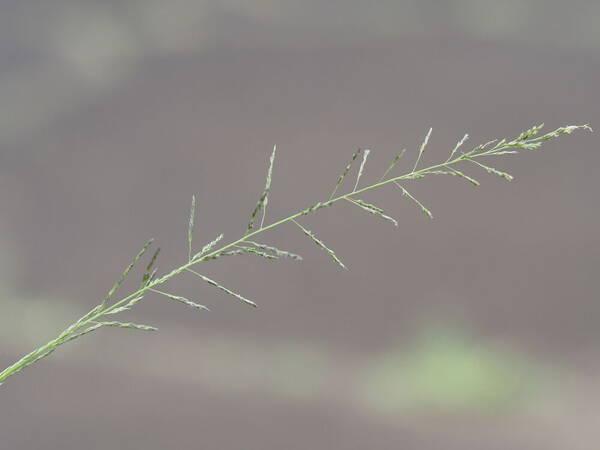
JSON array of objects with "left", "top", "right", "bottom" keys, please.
[{"left": 0, "top": 1, "right": 598, "bottom": 449}]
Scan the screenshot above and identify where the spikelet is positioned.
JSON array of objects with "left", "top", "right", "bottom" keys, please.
[
  {"left": 446, "top": 133, "right": 469, "bottom": 162},
  {"left": 354, "top": 149, "right": 371, "bottom": 191},
  {"left": 329, "top": 149, "right": 362, "bottom": 200},
  {"left": 515, "top": 141, "right": 543, "bottom": 150},
  {"left": 292, "top": 219, "right": 347, "bottom": 269},
  {"left": 193, "top": 233, "right": 224, "bottom": 260},
  {"left": 106, "top": 295, "right": 144, "bottom": 315},
  {"left": 403, "top": 173, "right": 427, "bottom": 179},
  {"left": 393, "top": 182, "right": 433, "bottom": 219},
  {"left": 300, "top": 202, "right": 325, "bottom": 216},
  {"left": 447, "top": 168, "right": 480, "bottom": 186},
  {"left": 413, "top": 127, "right": 432, "bottom": 172},
  {"left": 421, "top": 170, "right": 479, "bottom": 184},
  {"left": 469, "top": 139, "right": 499, "bottom": 155},
  {"left": 243, "top": 241, "right": 303, "bottom": 260},
  {"left": 141, "top": 247, "right": 161, "bottom": 288},
  {"left": 261, "top": 145, "right": 277, "bottom": 228},
  {"left": 62, "top": 323, "right": 104, "bottom": 343},
  {"left": 528, "top": 124, "right": 592, "bottom": 143},
  {"left": 70, "top": 304, "right": 105, "bottom": 331},
  {"left": 150, "top": 288, "right": 210, "bottom": 311},
  {"left": 517, "top": 124, "right": 545, "bottom": 141},
  {"left": 96, "top": 321, "right": 158, "bottom": 332},
  {"left": 25, "top": 348, "right": 57, "bottom": 366},
  {"left": 379, "top": 149, "right": 406, "bottom": 181},
  {"left": 200, "top": 249, "right": 245, "bottom": 261},
  {"left": 186, "top": 269, "right": 257, "bottom": 307},
  {"left": 469, "top": 159, "right": 514, "bottom": 181},
  {"left": 348, "top": 198, "right": 398, "bottom": 227},
  {"left": 188, "top": 195, "right": 196, "bottom": 261},
  {"left": 247, "top": 145, "right": 277, "bottom": 233},
  {"left": 236, "top": 245, "right": 279, "bottom": 260},
  {"left": 420, "top": 170, "right": 455, "bottom": 176},
  {"left": 490, "top": 150, "right": 519, "bottom": 155},
  {"left": 102, "top": 239, "right": 154, "bottom": 307}
]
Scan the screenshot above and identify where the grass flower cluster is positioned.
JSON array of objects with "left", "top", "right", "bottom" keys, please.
[{"left": 0, "top": 123, "right": 591, "bottom": 386}]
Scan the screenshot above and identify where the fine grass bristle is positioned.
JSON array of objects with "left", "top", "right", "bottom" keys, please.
[{"left": 292, "top": 219, "right": 347, "bottom": 269}]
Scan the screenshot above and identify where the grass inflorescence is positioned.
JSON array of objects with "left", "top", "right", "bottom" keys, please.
[{"left": 0, "top": 123, "right": 591, "bottom": 386}]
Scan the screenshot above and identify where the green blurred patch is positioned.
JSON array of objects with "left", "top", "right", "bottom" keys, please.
[
  {"left": 0, "top": 288, "right": 83, "bottom": 351},
  {"left": 362, "top": 329, "right": 536, "bottom": 414},
  {"left": 191, "top": 337, "right": 332, "bottom": 400}
]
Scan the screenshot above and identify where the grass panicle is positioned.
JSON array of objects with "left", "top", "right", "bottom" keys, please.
[{"left": 0, "top": 122, "right": 590, "bottom": 386}]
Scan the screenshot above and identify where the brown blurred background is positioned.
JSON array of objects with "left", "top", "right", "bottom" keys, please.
[{"left": 0, "top": 1, "right": 599, "bottom": 449}]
